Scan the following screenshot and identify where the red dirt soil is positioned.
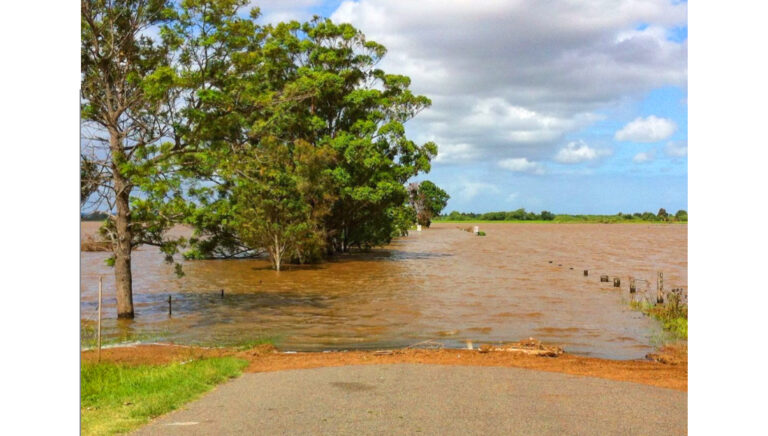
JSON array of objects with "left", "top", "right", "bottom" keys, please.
[{"left": 82, "top": 343, "right": 687, "bottom": 392}]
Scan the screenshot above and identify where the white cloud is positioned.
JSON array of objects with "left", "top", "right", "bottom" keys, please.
[
  {"left": 554, "top": 140, "right": 611, "bottom": 164},
  {"left": 615, "top": 115, "right": 677, "bottom": 142},
  {"left": 633, "top": 149, "right": 657, "bottom": 163},
  {"left": 665, "top": 140, "right": 688, "bottom": 157},
  {"left": 498, "top": 158, "right": 545, "bottom": 175},
  {"left": 331, "top": 0, "right": 687, "bottom": 163},
  {"left": 455, "top": 181, "right": 500, "bottom": 200},
  {"left": 434, "top": 143, "right": 481, "bottom": 163}
]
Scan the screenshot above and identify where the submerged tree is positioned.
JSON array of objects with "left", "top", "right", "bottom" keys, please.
[
  {"left": 231, "top": 139, "right": 336, "bottom": 270},
  {"left": 183, "top": 15, "right": 440, "bottom": 264},
  {"left": 253, "top": 18, "right": 437, "bottom": 253}
]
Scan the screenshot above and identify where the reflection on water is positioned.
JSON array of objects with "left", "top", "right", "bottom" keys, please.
[{"left": 81, "top": 222, "right": 687, "bottom": 359}]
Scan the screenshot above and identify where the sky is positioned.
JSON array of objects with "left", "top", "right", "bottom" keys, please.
[{"left": 257, "top": 0, "right": 688, "bottom": 214}]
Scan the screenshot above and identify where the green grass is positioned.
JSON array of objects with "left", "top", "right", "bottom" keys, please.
[
  {"left": 81, "top": 357, "right": 248, "bottom": 435},
  {"left": 629, "top": 298, "right": 688, "bottom": 340},
  {"left": 229, "top": 337, "right": 278, "bottom": 351}
]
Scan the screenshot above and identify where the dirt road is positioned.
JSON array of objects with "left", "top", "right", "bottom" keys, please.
[{"left": 133, "top": 364, "right": 686, "bottom": 435}]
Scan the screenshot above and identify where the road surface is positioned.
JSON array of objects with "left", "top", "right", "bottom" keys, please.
[{"left": 134, "top": 364, "right": 686, "bottom": 435}]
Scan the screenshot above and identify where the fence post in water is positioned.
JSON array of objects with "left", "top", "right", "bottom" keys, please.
[
  {"left": 168, "top": 295, "right": 172, "bottom": 317},
  {"left": 584, "top": 270, "right": 589, "bottom": 277},
  {"left": 97, "top": 276, "right": 102, "bottom": 363},
  {"left": 629, "top": 278, "right": 636, "bottom": 293},
  {"left": 613, "top": 277, "right": 621, "bottom": 287},
  {"left": 221, "top": 289, "right": 224, "bottom": 298},
  {"left": 656, "top": 272, "right": 664, "bottom": 304},
  {"left": 600, "top": 274, "right": 609, "bottom": 282}
]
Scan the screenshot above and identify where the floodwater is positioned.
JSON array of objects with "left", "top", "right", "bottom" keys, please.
[{"left": 80, "top": 222, "right": 687, "bottom": 359}]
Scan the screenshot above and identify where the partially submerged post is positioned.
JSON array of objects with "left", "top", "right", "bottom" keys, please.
[
  {"left": 97, "top": 276, "right": 102, "bottom": 362},
  {"left": 656, "top": 272, "right": 664, "bottom": 304},
  {"left": 583, "top": 270, "right": 589, "bottom": 277},
  {"left": 613, "top": 277, "right": 621, "bottom": 287},
  {"left": 629, "top": 277, "right": 636, "bottom": 293},
  {"left": 168, "top": 295, "right": 172, "bottom": 317},
  {"left": 600, "top": 274, "right": 609, "bottom": 282},
  {"left": 221, "top": 289, "right": 224, "bottom": 298}
]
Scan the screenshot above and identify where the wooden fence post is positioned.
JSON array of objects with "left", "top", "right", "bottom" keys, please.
[
  {"left": 168, "top": 295, "right": 172, "bottom": 317},
  {"left": 629, "top": 278, "right": 636, "bottom": 293},
  {"left": 583, "top": 270, "right": 589, "bottom": 277},
  {"left": 613, "top": 277, "right": 621, "bottom": 287},
  {"left": 656, "top": 272, "right": 664, "bottom": 304},
  {"left": 97, "top": 276, "right": 102, "bottom": 362}
]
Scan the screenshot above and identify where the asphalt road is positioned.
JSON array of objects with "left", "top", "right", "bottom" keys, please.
[{"left": 133, "top": 364, "right": 687, "bottom": 435}]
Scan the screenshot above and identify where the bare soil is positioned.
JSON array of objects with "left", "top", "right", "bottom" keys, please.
[{"left": 82, "top": 343, "right": 687, "bottom": 392}]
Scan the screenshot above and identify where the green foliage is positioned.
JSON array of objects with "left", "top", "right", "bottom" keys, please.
[
  {"left": 476, "top": 231, "right": 486, "bottom": 236},
  {"left": 675, "top": 209, "right": 688, "bottom": 221},
  {"left": 81, "top": 357, "right": 247, "bottom": 435},
  {"left": 177, "top": 12, "right": 439, "bottom": 265},
  {"left": 629, "top": 291, "right": 688, "bottom": 340},
  {"left": 390, "top": 204, "right": 418, "bottom": 237},
  {"left": 408, "top": 180, "right": 450, "bottom": 228},
  {"left": 80, "top": 155, "right": 101, "bottom": 204},
  {"left": 539, "top": 210, "right": 555, "bottom": 220}
]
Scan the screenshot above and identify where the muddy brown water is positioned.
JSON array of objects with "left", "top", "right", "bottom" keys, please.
[{"left": 80, "top": 222, "right": 686, "bottom": 359}]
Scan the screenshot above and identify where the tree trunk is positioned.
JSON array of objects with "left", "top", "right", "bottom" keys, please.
[
  {"left": 273, "top": 234, "right": 282, "bottom": 271},
  {"left": 110, "top": 129, "right": 135, "bottom": 319}
]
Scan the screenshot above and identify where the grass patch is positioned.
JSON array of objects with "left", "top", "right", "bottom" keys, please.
[
  {"left": 629, "top": 293, "right": 688, "bottom": 340},
  {"left": 230, "top": 337, "right": 278, "bottom": 351},
  {"left": 81, "top": 357, "right": 247, "bottom": 435},
  {"left": 476, "top": 231, "right": 486, "bottom": 236}
]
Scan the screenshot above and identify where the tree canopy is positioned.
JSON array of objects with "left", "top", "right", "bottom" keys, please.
[{"left": 177, "top": 14, "right": 439, "bottom": 265}]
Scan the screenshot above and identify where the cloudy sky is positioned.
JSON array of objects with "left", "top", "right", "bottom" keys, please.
[{"left": 254, "top": 0, "right": 688, "bottom": 214}]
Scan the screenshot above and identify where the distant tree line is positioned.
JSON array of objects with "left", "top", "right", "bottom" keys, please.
[
  {"left": 81, "top": 211, "right": 110, "bottom": 221},
  {"left": 436, "top": 208, "right": 687, "bottom": 222},
  {"left": 438, "top": 209, "right": 555, "bottom": 221}
]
